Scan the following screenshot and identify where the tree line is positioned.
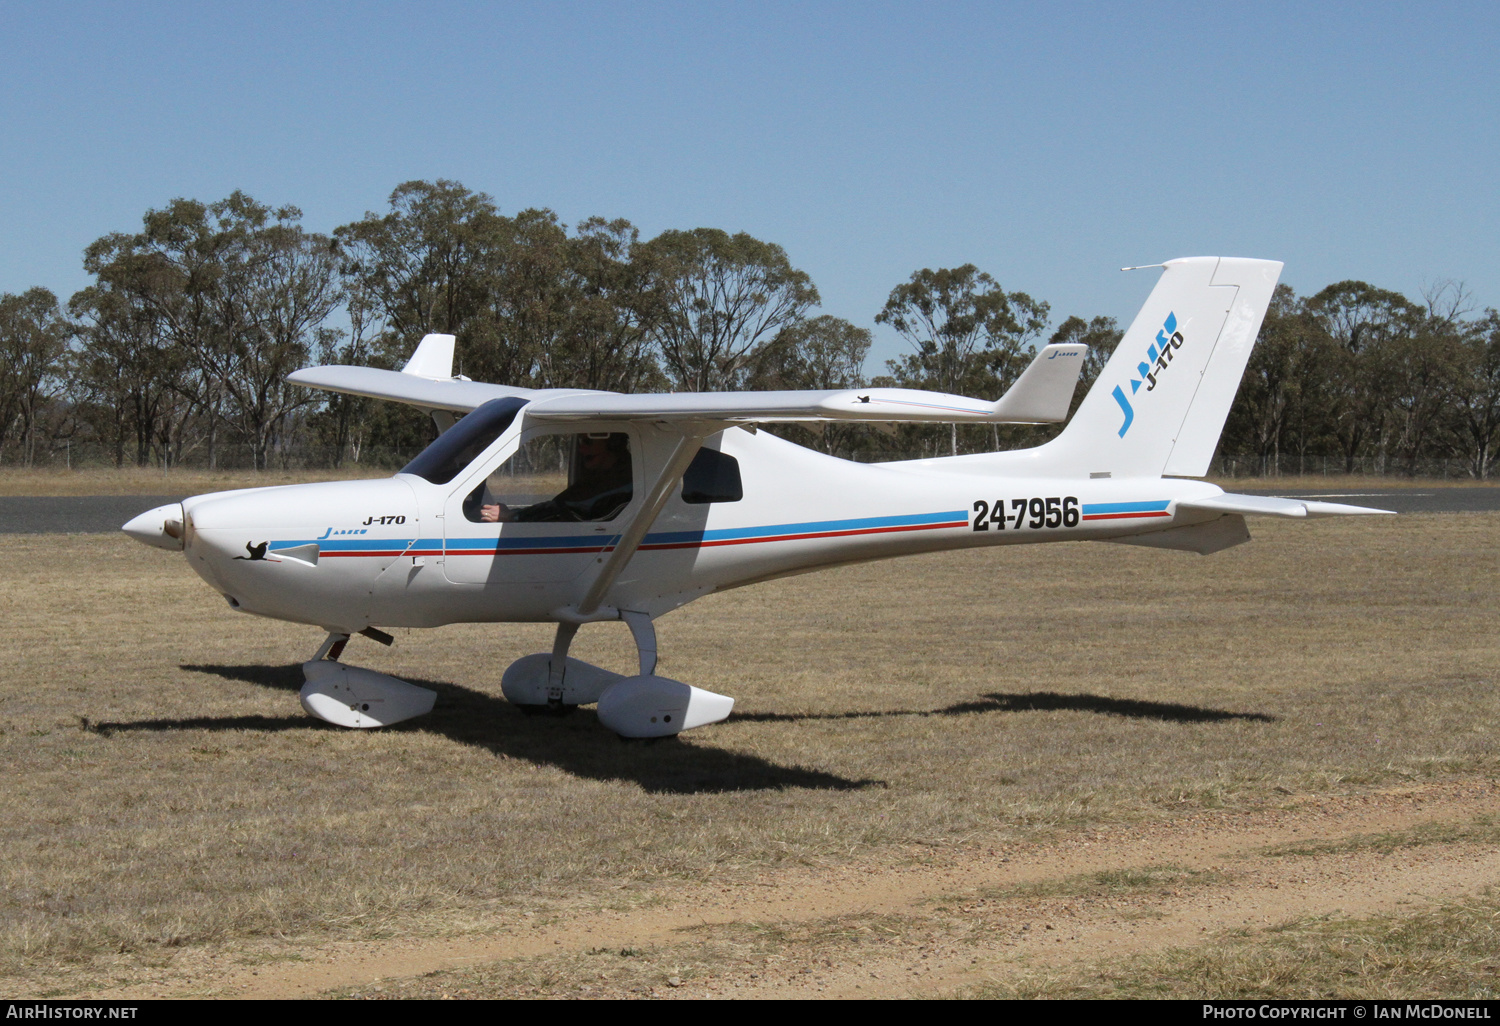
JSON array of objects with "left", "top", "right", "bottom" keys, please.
[{"left": 3, "top": 179, "right": 1498, "bottom": 476}]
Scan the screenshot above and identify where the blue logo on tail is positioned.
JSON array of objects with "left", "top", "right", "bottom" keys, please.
[
  {"left": 1112, "top": 386, "right": 1134, "bottom": 437},
  {"left": 1114, "top": 312, "right": 1184, "bottom": 437}
]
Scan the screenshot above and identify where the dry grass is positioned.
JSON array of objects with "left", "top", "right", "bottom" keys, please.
[
  {"left": 1, "top": 513, "right": 1498, "bottom": 992},
  {"left": 330, "top": 885, "right": 1500, "bottom": 1000},
  {"left": 975, "top": 891, "right": 1500, "bottom": 999},
  {"left": 332, "top": 912, "right": 918, "bottom": 999},
  {"left": 1257, "top": 816, "right": 1500, "bottom": 859},
  {"left": 975, "top": 865, "right": 1231, "bottom": 901}
]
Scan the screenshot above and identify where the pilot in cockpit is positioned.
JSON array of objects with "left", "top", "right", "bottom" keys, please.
[{"left": 481, "top": 433, "right": 632, "bottom": 523}]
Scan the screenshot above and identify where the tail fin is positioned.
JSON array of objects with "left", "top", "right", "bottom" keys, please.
[{"left": 1033, "top": 256, "right": 1282, "bottom": 479}]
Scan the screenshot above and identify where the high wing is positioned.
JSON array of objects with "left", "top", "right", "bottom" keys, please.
[
  {"left": 287, "top": 334, "right": 1088, "bottom": 425},
  {"left": 288, "top": 334, "right": 1086, "bottom": 623},
  {"left": 285, "top": 364, "right": 542, "bottom": 412},
  {"left": 286, "top": 332, "right": 564, "bottom": 412}
]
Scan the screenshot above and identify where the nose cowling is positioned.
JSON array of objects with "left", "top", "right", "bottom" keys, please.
[
  {"left": 122, "top": 503, "right": 186, "bottom": 551},
  {"left": 183, "top": 479, "right": 419, "bottom": 544},
  {"left": 180, "top": 478, "right": 421, "bottom": 628}
]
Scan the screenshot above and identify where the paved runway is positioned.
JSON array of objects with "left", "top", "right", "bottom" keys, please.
[
  {"left": 1238, "top": 487, "right": 1500, "bottom": 514},
  {"left": 3, "top": 487, "right": 1499, "bottom": 535},
  {"left": 1, "top": 495, "right": 182, "bottom": 534}
]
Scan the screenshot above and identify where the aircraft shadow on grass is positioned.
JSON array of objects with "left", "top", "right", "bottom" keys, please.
[
  {"left": 731, "top": 691, "right": 1277, "bottom": 725},
  {"left": 89, "top": 670, "right": 1274, "bottom": 795},
  {"left": 90, "top": 663, "right": 882, "bottom": 795}
]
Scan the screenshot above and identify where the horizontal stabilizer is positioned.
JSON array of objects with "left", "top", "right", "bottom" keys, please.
[{"left": 1178, "top": 493, "right": 1395, "bottom": 518}]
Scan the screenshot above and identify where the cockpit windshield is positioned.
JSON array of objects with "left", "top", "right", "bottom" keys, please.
[{"left": 399, "top": 397, "right": 528, "bottom": 485}]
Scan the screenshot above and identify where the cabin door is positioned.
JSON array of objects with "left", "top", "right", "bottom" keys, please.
[{"left": 441, "top": 428, "right": 638, "bottom": 585}]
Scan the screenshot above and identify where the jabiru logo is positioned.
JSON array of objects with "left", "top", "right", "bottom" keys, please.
[{"left": 1112, "top": 312, "right": 1185, "bottom": 437}]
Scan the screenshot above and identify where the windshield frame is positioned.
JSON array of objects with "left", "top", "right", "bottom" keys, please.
[{"left": 399, "top": 397, "right": 529, "bottom": 485}]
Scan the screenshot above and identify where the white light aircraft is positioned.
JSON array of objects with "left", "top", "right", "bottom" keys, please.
[{"left": 124, "top": 257, "right": 1390, "bottom": 737}]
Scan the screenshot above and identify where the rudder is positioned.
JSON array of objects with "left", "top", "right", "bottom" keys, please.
[{"left": 1033, "top": 256, "right": 1282, "bottom": 479}]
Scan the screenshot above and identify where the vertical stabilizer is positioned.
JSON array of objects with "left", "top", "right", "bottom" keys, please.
[{"left": 1029, "top": 257, "right": 1282, "bottom": 479}]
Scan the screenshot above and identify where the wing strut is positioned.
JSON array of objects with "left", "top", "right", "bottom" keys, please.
[{"left": 575, "top": 432, "right": 708, "bottom": 616}]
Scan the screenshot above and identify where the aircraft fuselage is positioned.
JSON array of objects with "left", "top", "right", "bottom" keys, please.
[{"left": 175, "top": 423, "right": 1229, "bottom": 636}]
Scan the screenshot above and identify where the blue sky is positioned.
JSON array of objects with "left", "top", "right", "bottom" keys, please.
[{"left": 2, "top": 1, "right": 1496, "bottom": 371}]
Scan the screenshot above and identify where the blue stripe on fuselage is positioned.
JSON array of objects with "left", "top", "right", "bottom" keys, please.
[
  {"left": 643, "top": 509, "right": 968, "bottom": 547},
  {"left": 1080, "top": 501, "right": 1170, "bottom": 515},
  {"left": 268, "top": 509, "right": 970, "bottom": 557}
]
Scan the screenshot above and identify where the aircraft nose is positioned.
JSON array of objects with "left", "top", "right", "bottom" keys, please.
[{"left": 122, "top": 502, "right": 185, "bottom": 551}]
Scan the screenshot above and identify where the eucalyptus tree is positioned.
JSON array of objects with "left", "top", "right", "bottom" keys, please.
[
  {"left": 80, "top": 192, "right": 342, "bottom": 468},
  {"left": 224, "top": 196, "right": 344, "bottom": 467},
  {"left": 1381, "top": 284, "right": 1469, "bottom": 474},
  {"left": 69, "top": 276, "right": 185, "bottom": 466},
  {"left": 307, "top": 275, "right": 381, "bottom": 466},
  {"left": 878, "top": 264, "right": 1048, "bottom": 455},
  {"left": 334, "top": 179, "right": 501, "bottom": 350},
  {"left": 1047, "top": 314, "right": 1122, "bottom": 416},
  {"left": 1221, "top": 285, "right": 1323, "bottom": 475},
  {"left": 462, "top": 209, "right": 670, "bottom": 393},
  {"left": 336, "top": 181, "right": 521, "bottom": 448},
  {"left": 1448, "top": 310, "right": 1500, "bottom": 478},
  {"left": 749, "top": 314, "right": 872, "bottom": 456},
  {"left": 1306, "top": 280, "right": 1423, "bottom": 472},
  {"left": 465, "top": 206, "right": 574, "bottom": 388},
  {"left": 79, "top": 212, "right": 218, "bottom": 464},
  {"left": 642, "top": 228, "right": 819, "bottom": 392},
  {"left": 554, "top": 217, "right": 669, "bottom": 394},
  {"left": 0, "top": 288, "right": 70, "bottom": 464}
]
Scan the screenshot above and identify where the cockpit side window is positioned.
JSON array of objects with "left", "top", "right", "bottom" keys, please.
[
  {"left": 400, "top": 397, "right": 528, "bottom": 485},
  {"left": 681, "top": 447, "right": 742, "bottom": 503},
  {"left": 464, "top": 432, "right": 634, "bottom": 523}
]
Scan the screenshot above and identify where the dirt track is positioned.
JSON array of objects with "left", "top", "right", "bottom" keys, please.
[{"left": 87, "top": 777, "right": 1500, "bottom": 999}]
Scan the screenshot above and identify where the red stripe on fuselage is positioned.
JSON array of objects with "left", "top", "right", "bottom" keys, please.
[
  {"left": 1080, "top": 511, "right": 1171, "bottom": 521},
  {"left": 639, "top": 519, "right": 969, "bottom": 551},
  {"left": 320, "top": 550, "right": 410, "bottom": 557},
  {"left": 318, "top": 518, "right": 972, "bottom": 560}
]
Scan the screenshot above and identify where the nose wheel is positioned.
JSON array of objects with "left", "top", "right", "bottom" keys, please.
[{"left": 299, "top": 630, "right": 435, "bottom": 729}]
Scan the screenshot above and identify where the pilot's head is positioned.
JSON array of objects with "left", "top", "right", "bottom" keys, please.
[{"left": 578, "top": 433, "right": 627, "bottom": 469}]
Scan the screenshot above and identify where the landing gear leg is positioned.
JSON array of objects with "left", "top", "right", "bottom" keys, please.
[
  {"left": 500, "top": 622, "right": 624, "bottom": 711},
  {"left": 312, "top": 632, "right": 350, "bottom": 662},
  {"left": 595, "top": 612, "right": 735, "bottom": 738},
  {"left": 528, "top": 621, "right": 580, "bottom": 716},
  {"left": 620, "top": 610, "right": 657, "bottom": 675}
]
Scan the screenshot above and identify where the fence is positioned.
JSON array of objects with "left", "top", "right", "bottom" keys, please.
[
  {"left": 1210, "top": 455, "right": 1491, "bottom": 480},
  {"left": 1, "top": 441, "right": 1491, "bottom": 481},
  {"left": 855, "top": 452, "right": 1491, "bottom": 479}
]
